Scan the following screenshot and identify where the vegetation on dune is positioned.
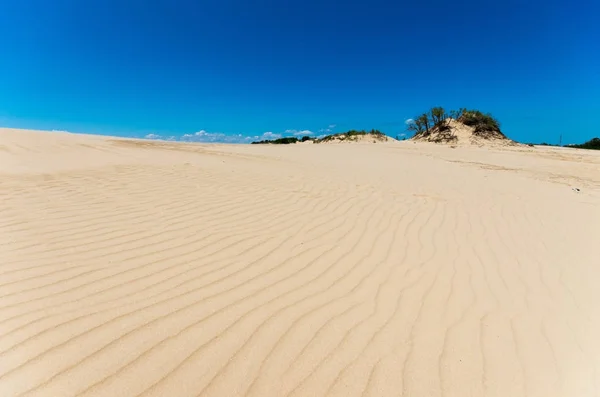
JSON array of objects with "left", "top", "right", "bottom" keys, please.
[
  {"left": 249, "top": 108, "right": 598, "bottom": 149},
  {"left": 407, "top": 106, "right": 450, "bottom": 136},
  {"left": 318, "top": 129, "right": 385, "bottom": 142},
  {"left": 407, "top": 107, "right": 504, "bottom": 139},
  {"left": 251, "top": 129, "right": 387, "bottom": 144},
  {"left": 459, "top": 109, "right": 502, "bottom": 134}
]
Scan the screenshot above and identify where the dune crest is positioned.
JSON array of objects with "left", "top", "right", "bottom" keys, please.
[
  {"left": 1, "top": 128, "right": 599, "bottom": 397},
  {"left": 411, "top": 118, "right": 517, "bottom": 147}
]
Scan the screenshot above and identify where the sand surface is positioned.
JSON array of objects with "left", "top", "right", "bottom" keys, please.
[{"left": 1, "top": 128, "right": 600, "bottom": 397}]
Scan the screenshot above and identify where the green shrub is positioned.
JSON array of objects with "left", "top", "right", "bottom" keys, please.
[
  {"left": 407, "top": 107, "right": 504, "bottom": 138},
  {"left": 458, "top": 110, "right": 501, "bottom": 133},
  {"left": 429, "top": 107, "right": 448, "bottom": 127}
]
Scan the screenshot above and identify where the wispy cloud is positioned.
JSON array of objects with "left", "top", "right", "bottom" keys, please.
[
  {"left": 181, "top": 130, "right": 255, "bottom": 143},
  {"left": 318, "top": 124, "right": 337, "bottom": 134},
  {"left": 145, "top": 133, "right": 162, "bottom": 139},
  {"left": 405, "top": 118, "right": 415, "bottom": 125},
  {"left": 255, "top": 131, "right": 283, "bottom": 140},
  {"left": 181, "top": 130, "right": 212, "bottom": 141},
  {"left": 180, "top": 130, "right": 293, "bottom": 143},
  {"left": 285, "top": 129, "right": 314, "bottom": 136}
]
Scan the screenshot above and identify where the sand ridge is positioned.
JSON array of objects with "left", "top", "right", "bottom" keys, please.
[{"left": 1, "top": 128, "right": 599, "bottom": 397}]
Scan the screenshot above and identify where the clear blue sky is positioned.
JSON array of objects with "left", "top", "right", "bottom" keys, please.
[{"left": 1, "top": 0, "right": 598, "bottom": 144}]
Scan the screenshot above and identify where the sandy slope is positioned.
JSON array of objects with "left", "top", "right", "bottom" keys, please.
[
  {"left": 1, "top": 128, "right": 599, "bottom": 397},
  {"left": 411, "top": 118, "right": 516, "bottom": 147}
]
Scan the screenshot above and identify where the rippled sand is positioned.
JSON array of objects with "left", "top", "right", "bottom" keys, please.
[{"left": 1, "top": 128, "right": 599, "bottom": 397}]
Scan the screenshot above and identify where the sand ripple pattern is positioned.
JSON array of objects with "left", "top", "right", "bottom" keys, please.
[{"left": 1, "top": 129, "right": 599, "bottom": 397}]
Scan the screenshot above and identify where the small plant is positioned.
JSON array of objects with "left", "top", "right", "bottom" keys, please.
[
  {"left": 407, "top": 107, "right": 450, "bottom": 136},
  {"left": 458, "top": 110, "right": 501, "bottom": 134},
  {"left": 407, "top": 114, "right": 431, "bottom": 136},
  {"left": 429, "top": 107, "right": 448, "bottom": 128}
]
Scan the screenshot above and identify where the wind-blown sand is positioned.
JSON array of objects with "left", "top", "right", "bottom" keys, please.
[{"left": 1, "top": 128, "right": 599, "bottom": 397}]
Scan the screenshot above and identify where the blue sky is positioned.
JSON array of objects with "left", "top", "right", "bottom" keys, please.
[{"left": 1, "top": 0, "right": 598, "bottom": 144}]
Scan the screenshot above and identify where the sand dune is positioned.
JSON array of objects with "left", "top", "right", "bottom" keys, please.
[{"left": 1, "top": 127, "right": 599, "bottom": 397}]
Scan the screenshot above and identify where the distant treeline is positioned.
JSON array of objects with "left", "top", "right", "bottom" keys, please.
[
  {"left": 251, "top": 129, "right": 386, "bottom": 144},
  {"left": 567, "top": 138, "right": 600, "bottom": 150},
  {"left": 527, "top": 138, "right": 600, "bottom": 150},
  {"left": 252, "top": 137, "right": 306, "bottom": 145},
  {"left": 567, "top": 137, "right": 600, "bottom": 150}
]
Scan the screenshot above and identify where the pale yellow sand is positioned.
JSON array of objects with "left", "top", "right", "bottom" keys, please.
[{"left": 1, "top": 128, "right": 599, "bottom": 397}]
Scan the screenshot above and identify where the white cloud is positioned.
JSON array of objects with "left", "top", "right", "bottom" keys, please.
[
  {"left": 181, "top": 130, "right": 208, "bottom": 140},
  {"left": 51, "top": 129, "right": 71, "bottom": 133},
  {"left": 145, "top": 133, "right": 162, "bottom": 139},
  {"left": 399, "top": 133, "right": 406, "bottom": 137},
  {"left": 317, "top": 124, "right": 336, "bottom": 134},
  {"left": 181, "top": 130, "right": 258, "bottom": 143},
  {"left": 405, "top": 118, "right": 415, "bottom": 125},
  {"left": 180, "top": 130, "right": 290, "bottom": 144},
  {"left": 286, "top": 129, "right": 314, "bottom": 136},
  {"left": 260, "top": 131, "right": 282, "bottom": 139}
]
